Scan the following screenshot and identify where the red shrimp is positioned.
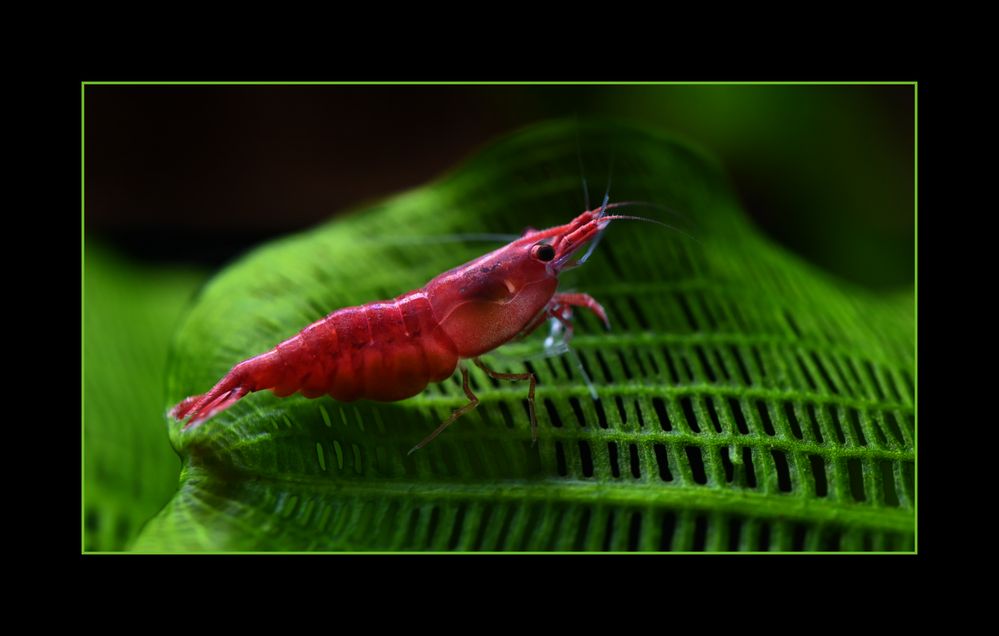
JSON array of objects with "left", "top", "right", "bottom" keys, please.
[{"left": 171, "top": 203, "right": 658, "bottom": 452}]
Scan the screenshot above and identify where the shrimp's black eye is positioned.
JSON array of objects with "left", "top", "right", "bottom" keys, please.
[{"left": 533, "top": 244, "right": 556, "bottom": 262}]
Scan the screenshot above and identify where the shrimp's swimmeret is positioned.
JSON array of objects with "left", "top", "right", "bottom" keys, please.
[{"left": 171, "top": 202, "right": 663, "bottom": 453}]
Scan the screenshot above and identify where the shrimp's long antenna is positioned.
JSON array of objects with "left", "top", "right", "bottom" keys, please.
[
  {"left": 603, "top": 200, "right": 696, "bottom": 228},
  {"left": 599, "top": 214, "right": 702, "bottom": 246},
  {"left": 574, "top": 119, "right": 590, "bottom": 211}
]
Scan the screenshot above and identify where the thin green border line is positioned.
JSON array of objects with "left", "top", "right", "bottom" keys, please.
[
  {"left": 81, "top": 82, "right": 86, "bottom": 553},
  {"left": 81, "top": 81, "right": 917, "bottom": 86},
  {"left": 913, "top": 82, "right": 918, "bottom": 554}
]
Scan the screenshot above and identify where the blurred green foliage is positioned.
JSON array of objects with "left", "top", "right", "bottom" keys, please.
[
  {"left": 519, "top": 85, "right": 914, "bottom": 288},
  {"left": 83, "top": 244, "right": 207, "bottom": 550}
]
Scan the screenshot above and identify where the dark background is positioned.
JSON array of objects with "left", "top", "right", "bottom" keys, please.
[{"left": 84, "top": 84, "right": 914, "bottom": 289}]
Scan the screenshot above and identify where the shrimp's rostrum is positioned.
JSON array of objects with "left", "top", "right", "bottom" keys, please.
[{"left": 171, "top": 205, "right": 641, "bottom": 452}]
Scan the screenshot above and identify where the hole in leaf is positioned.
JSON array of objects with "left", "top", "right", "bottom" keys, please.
[
  {"left": 628, "top": 511, "right": 643, "bottom": 551},
  {"left": 829, "top": 406, "right": 846, "bottom": 444},
  {"left": 720, "top": 446, "right": 734, "bottom": 483},
  {"left": 693, "top": 515, "right": 708, "bottom": 551},
  {"left": 629, "top": 444, "right": 641, "bottom": 478},
  {"left": 785, "top": 402, "right": 803, "bottom": 439},
  {"left": 806, "top": 404, "right": 824, "bottom": 443},
  {"left": 880, "top": 459, "right": 900, "bottom": 507},
  {"left": 554, "top": 441, "right": 567, "bottom": 476},
  {"left": 713, "top": 348, "right": 731, "bottom": 382},
  {"left": 115, "top": 517, "right": 130, "bottom": 544},
  {"left": 772, "top": 450, "right": 792, "bottom": 492},
  {"left": 792, "top": 524, "right": 807, "bottom": 551},
  {"left": 575, "top": 508, "right": 592, "bottom": 550},
  {"left": 595, "top": 350, "right": 613, "bottom": 382},
  {"left": 608, "top": 442, "right": 621, "bottom": 478},
  {"left": 864, "top": 360, "right": 885, "bottom": 400},
  {"left": 520, "top": 505, "right": 542, "bottom": 551},
  {"left": 685, "top": 446, "right": 708, "bottom": 485},
  {"left": 809, "top": 454, "right": 828, "bottom": 496},
  {"left": 473, "top": 505, "right": 493, "bottom": 550},
  {"left": 647, "top": 350, "right": 661, "bottom": 376},
  {"left": 849, "top": 409, "right": 867, "bottom": 446},
  {"left": 660, "top": 511, "right": 677, "bottom": 550},
  {"left": 902, "top": 460, "right": 915, "bottom": 498},
  {"left": 652, "top": 397, "right": 672, "bottom": 431},
  {"left": 544, "top": 399, "right": 563, "bottom": 429},
  {"left": 743, "top": 447, "right": 758, "bottom": 488},
  {"left": 728, "top": 517, "right": 742, "bottom": 551},
  {"left": 426, "top": 506, "right": 441, "bottom": 546},
  {"left": 784, "top": 310, "right": 801, "bottom": 338},
  {"left": 811, "top": 351, "right": 838, "bottom": 394},
  {"left": 403, "top": 507, "right": 421, "bottom": 547},
  {"left": 730, "top": 398, "right": 749, "bottom": 435},
  {"left": 602, "top": 510, "right": 616, "bottom": 551},
  {"left": 758, "top": 521, "right": 772, "bottom": 551},
  {"left": 757, "top": 401, "right": 775, "bottom": 436},
  {"left": 677, "top": 293, "right": 697, "bottom": 331},
  {"left": 818, "top": 526, "right": 841, "bottom": 551},
  {"left": 653, "top": 444, "right": 673, "bottom": 482},
  {"left": 883, "top": 412, "right": 904, "bottom": 446},
  {"left": 868, "top": 411, "right": 887, "bottom": 446},
  {"left": 352, "top": 444, "right": 364, "bottom": 474},
  {"left": 496, "top": 505, "right": 515, "bottom": 550},
  {"left": 576, "top": 352, "right": 596, "bottom": 386},
  {"left": 680, "top": 353, "right": 694, "bottom": 381},
  {"left": 448, "top": 505, "right": 467, "bottom": 550},
  {"left": 848, "top": 458, "right": 866, "bottom": 502},
  {"left": 568, "top": 397, "right": 586, "bottom": 428},
  {"left": 579, "top": 441, "right": 594, "bottom": 478},
  {"left": 617, "top": 351, "right": 634, "bottom": 380},
  {"left": 730, "top": 345, "right": 751, "bottom": 385},
  {"left": 697, "top": 347, "right": 716, "bottom": 382},
  {"left": 705, "top": 397, "right": 722, "bottom": 433},
  {"left": 594, "top": 399, "right": 609, "bottom": 429},
  {"left": 497, "top": 402, "right": 515, "bottom": 430},
  {"left": 681, "top": 396, "right": 700, "bottom": 433},
  {"left": 614, "top": 396, "right": 628, "bottom": 426},
  {"left": 633, "top": 351, "right": 648, "bottom": 377},
  {"left": 796, "top": 353, "right": 816, "bottom": 390},
  {"left": 900, "top": 369, "right": 914, "bottom": 397},
  {"left": 86, "top": 510, "right": 99, "bottom": 533},
  {"left": 663, "top": 347, "right": 680, "bottom": 382},
  {"left": 752, "top": 347, "right": 767, "bottom": 379}
]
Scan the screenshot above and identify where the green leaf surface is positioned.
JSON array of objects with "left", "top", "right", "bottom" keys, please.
[
  {"left": 133, "top": 120, "right": 915, "bottom": 551},
  {"left": 84, "top": 244, "right": 207, "bottom": 550}
]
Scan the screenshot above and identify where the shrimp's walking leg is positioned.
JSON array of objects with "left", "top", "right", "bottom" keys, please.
[
  {"left": 409, "top": 364, "right": 478, "bottom": 455},
  {"left": 472, "top": 357, "right": 538, "bottom": 444},
  {"left": 544, "top": 293, "right": 609, "bottom": 401}
]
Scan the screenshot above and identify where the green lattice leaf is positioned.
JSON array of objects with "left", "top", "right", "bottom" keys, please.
[{"left": 133, "top": 120, "right": 915, "bottom": 551}]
